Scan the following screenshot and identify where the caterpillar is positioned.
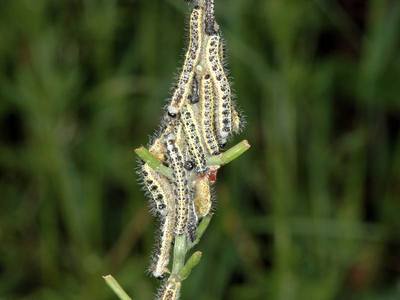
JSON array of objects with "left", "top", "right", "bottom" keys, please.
[
  {"left": 141, "top": 164, "right": 175, "bottom": 278},
  {"left": 141, "top": 164, "right": 172, "bottom": 217},
  {"left": 167, "top": 7, "right": 203, "bottom": 117},
  {"left": 150, "top": 207, "right": 175, "bottom": 279},
  {"left": 200, "top": 73, "right": 220, "bottom": 155},
  {"left": 194, "top": 176, "right": 212, "bottom": 218},
  {"left": 180, "top": 103, "right": 208, "bottom": 174},
  {"left": 206, "top": 34, "right": 232, "bottom": 146},
  {"left": 165, "top": 126, "right": 190, "bottom": 236},
  {"left": 158, "top": 279, "right": 181, "bottom": 300}
]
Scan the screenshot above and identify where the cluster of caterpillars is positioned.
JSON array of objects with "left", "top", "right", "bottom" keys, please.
[{"left": 139, "top": 0, "right": 243, "bottom": 291}]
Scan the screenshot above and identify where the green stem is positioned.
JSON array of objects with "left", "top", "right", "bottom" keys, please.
[
  {"left": 190, "top": 214, "right": 212, "bottom": 249},
  {"left": 134, "top": 146, "right": 173, "bottom": 179},
  {"left": 171, "top": 234, "right": 187, "bottom": 275},
  {"left": 135, "top": 140, "right": 251, "bottom": 178},
  {"left": 207, "top": 140, "right": 251, "bottom": 166},
  {"left": 103, "top": 275, "right": 132, "bottom": 300},
  {"left": 178, "top": 251, "right": 202, "bottom": 281}
]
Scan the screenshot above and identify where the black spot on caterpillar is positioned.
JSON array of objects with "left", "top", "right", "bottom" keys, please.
[
  {"left": 200, "top": 73, "right": 220, "bottom": 155},
  {"left": 206, "top": 35, "right": 232, "bottom": 145},
  {"left": 180, "top": 103, "right": 208, "bottom": 174},
  {"left": 168, "top": 7, "right": 203, "bottom": 116},
  {"left": 184, "top": 160, "right": 195, "bottom": 171}
]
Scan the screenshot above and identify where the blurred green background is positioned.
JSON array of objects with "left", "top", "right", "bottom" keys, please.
[{"left": 0, "top": 0, "right": 399, "bottom": 299}]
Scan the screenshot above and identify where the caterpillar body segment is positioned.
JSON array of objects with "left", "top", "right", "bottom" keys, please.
[
  {"left": 141, "top": 164, "right": 173, "bottom": 217},
  {"left": 180, "top": 104, "right": 208, "bottom": 174},
  {"left": 167, "top": 7, "right": 203, "bottom": 116},
  {"left": 194, "top": 176, "right": 212, "bottom": 218},
  {"left": 200, "top": 74, "right": 220, "bottom": 155},
  {"left": 151, "top": 207, "right": 175, "bottom": 279},
  {"left": 206, "top": 35, "right": 232, "bottom": 146},
  {"left": 158, "top": 280, "right": 181, "bottom": 300},
  {"left": 165, "top": 130, "right": 190, "bottom": 236}
]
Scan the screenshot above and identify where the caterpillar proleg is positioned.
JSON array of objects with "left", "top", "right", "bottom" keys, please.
[
  {"left": 200, "top": 73, "right": 220, "bottom": 155},
  {"left": 167, "top": 7, "right": 203, "bottom": 116},
  {"left": 165, "top": 127, "right": 190, "bottom": 236},
  {"left": 180, "top": 104, "right": 208, "bottom": 174}
]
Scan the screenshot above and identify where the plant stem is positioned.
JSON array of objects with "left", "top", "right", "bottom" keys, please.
[
  {"left": 190, "top": 214, "right": 212, "bottom": 248},
  {"left": 171, "top": 234, "right": 187, "bottom": 275},
  {"left": 207, "top": 140, "right": 251, "bottom": 166},
  {"left": 135, "top": 140, "right": 251, "bottom": 177},
  {"left": 178, "top": 251, "right": 202, "bottom": 281},
  {"left": 134, "top": 146, "right": 173, "bottom": 179},
  {"left": 103, "top": 275, "right": 132, "bottom": 300}
]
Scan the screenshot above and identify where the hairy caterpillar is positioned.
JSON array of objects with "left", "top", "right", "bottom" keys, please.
[
  {"left": 165, "top": 127, "right": 190, "bottom": 236},
  {"left": 158, "top": 279, "right": 181, "bottom": 300},
  {"left": 180, "top": 103, "right": 208, "bottom": 174},
  {"left": 200, "top": 73, "right": 220, "bottom": 155},
  {"left": 141, "top": 164, "right": 172, "bottom": 217},
  {"left": 167, "top": 7, "right": 203, "bottom": 117},
  {"left": 194, "top": 176, "right": 212, "bottom": 218},
  {"left": 206, "top": 35, "right": 232, "bottom": 146},
  {"left": 151, "top": 207, "right": 175, "bottom": 279}
]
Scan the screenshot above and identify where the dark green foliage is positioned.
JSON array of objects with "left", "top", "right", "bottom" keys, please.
[{"left": 0, "top": 0, "right": 399, "bottom": 299}]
